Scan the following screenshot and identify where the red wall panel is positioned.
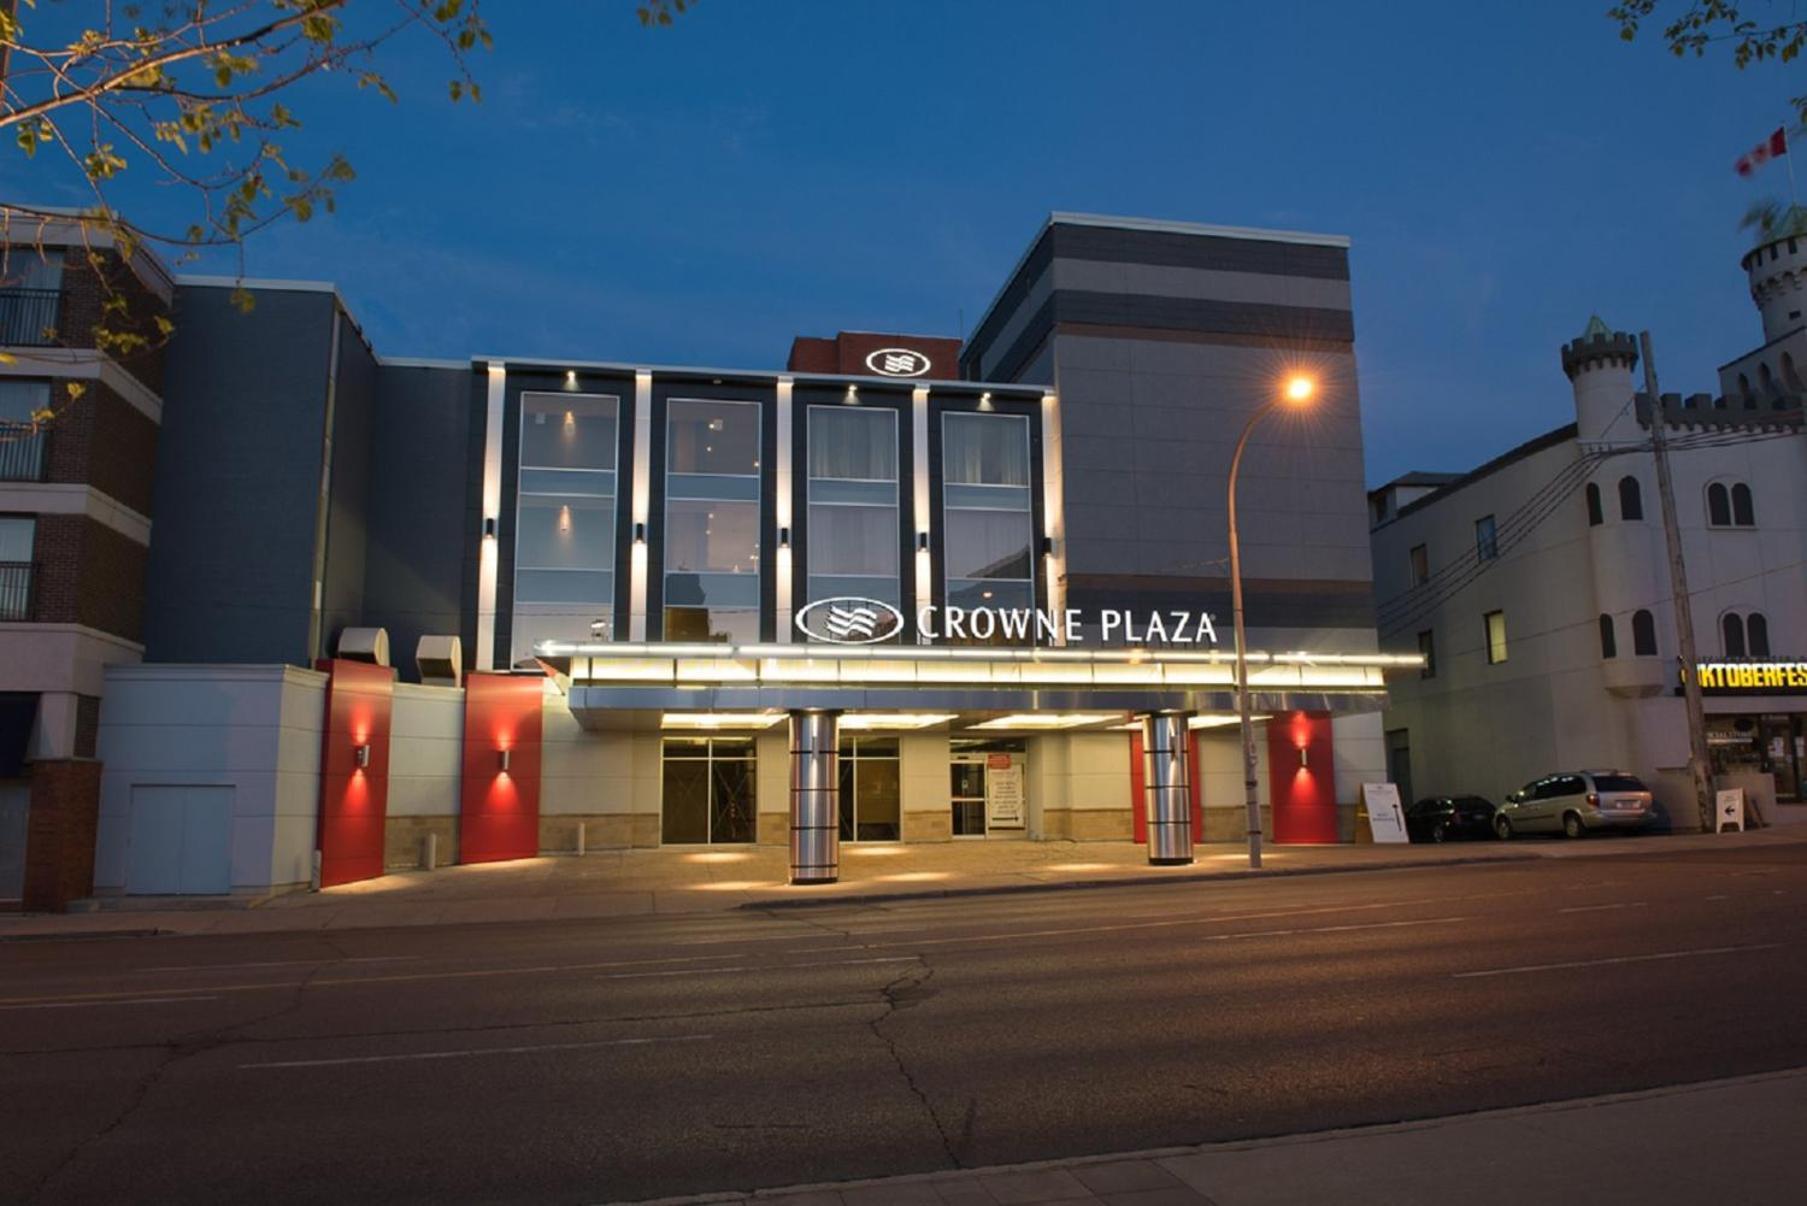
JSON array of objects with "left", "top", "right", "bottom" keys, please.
[
  {"left": 317, "top": 659, "right": 395, "bottom": 887},
  {"left": 1268, "top": 711, "right": 1338, "bottom": 844},
  {"left": 460, "top": 673, "right": 543, "bottom": 864}
]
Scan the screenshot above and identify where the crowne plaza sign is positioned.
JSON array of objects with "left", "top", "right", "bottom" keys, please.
[
  {"left": 795, "top": 596, "right": 1219, "bottom": 646},
  {"left": 1689, "top": 661, "right": 1807, "bottom": 694}
]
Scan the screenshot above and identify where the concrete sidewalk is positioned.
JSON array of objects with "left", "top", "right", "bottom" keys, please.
[
  {"left": 4, "top": 827, "right": 1802, "bottom": 940},
  {"left": 625, "top": 1067, "right": 1807, "bottom": 1206}
]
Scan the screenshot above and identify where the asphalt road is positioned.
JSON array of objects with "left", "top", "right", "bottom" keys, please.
[{"left": 4, "top": 841, "right": 1806, "bottom": 1205}]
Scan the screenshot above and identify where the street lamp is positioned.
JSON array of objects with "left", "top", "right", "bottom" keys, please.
[{"left": 1228, "top": 373, "right": 1316, "bottom": 869}]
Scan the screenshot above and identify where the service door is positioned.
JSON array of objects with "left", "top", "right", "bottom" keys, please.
[{"left": 126, "top": 785, "right": 233, "bottom": 895}]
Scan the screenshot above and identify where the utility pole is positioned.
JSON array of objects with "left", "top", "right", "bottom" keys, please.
[{"left": 1640, "top": 331, "right": 1715, "bottom": 831}]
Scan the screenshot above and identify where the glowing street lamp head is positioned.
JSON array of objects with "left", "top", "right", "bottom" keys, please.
[{"left": 1283, "top": 374, "right": 1316, "bottom": 405}]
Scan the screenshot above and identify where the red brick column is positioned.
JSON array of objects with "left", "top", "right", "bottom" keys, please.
[{"left": 23, "top": 759, "right": 102, "bottom": 912}]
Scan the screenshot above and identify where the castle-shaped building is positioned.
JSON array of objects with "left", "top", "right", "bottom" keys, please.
[{"left": 1369, "top": 233, "right": 1807, "bottom": 827}]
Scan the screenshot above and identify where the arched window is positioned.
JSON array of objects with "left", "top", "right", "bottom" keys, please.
[
  {"left": 1732, "top": 482, "right": 1756, "bottom": 527},
  {"left": 1749, "top": 612, "right": 1771, "bottom": 657},
  {"left": 1724, "top": 613, "right": 1747, "bottom": 658},
  {"left": 1707, "top": 482, "right": 1731, "bottom": 526},
  {"left": 1598, "top": 614, "right": 1617, "bottom": 659},
  {"left": 1760, "top": 362, "right": 1777, "bottom": 398},
  {"left": 1632, "top": 609, "right": 1657, "bottom": 656},
  {"left": 1585, "top": 482, "right": 1603, "bottom": 526},
  {"left": 1618, "top": 475, "right": 1643, "bottom": 521},
  {"left": 1739, "top": 373, "right": 1755, "bottom": 407},
  {"left": 1785, "top": 352, "right": 1804, "bottom": 393}
]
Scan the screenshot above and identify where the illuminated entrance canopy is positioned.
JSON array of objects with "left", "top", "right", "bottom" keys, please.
[{"left": 792, "top": 595, "right": 1220, "bottom": 646}]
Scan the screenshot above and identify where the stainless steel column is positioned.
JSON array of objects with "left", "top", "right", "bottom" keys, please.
[
  {"left": 1141, "top": 712, "right": 1194, "bottom": 865},
  {"left": 789, "top": 710, "right": 841, "bottom": 885}
]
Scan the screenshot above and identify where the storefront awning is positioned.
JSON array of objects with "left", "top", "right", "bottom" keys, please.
[{"left": 541, "top": 642, "right": 1420, "bottom": 732}]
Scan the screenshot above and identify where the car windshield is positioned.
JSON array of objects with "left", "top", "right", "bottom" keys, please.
[{"left": 1591, "top": 774, "right": 1646, "bottom": 793}]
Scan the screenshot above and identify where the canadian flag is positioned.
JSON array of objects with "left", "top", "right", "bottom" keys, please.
[{"left": 1736, "top": 127, "right": 1788, "bottom": 177}]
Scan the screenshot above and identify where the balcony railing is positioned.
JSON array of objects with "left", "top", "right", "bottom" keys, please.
[
  {"left": 0, "top": 288, "right": 62, "bottom": 346},
  {"left": 0, "top": 423, "right": 47, "bottom": 482},
  {"left": 0, "top": 562, "right": 32, "bottom": 622}
]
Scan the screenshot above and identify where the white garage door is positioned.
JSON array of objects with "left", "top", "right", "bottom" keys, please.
[{"left": 127, "top": 785, "right": 234, "bottom": 895}]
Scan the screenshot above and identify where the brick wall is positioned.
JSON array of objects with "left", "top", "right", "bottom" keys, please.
[
  {"left": 30, "top": 514, "right": 148, "bottom": 640},
  {"left": 23, "top": 758, "right": 101, "bottom": 911},
  {"left": 58, "top": 246, "right": 169, "bottom": 395},
  {"left": 43, "top": 380, "right": 158, "bottom": 517}
]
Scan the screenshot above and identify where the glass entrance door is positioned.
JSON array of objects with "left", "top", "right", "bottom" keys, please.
[
  {"left": 950, "top": 753, "right": 987, "bottom": 837},
  {"left": 949, "top": 738, "right": 1027, "bottom": 838},
  {"left": 661, "top": 736, "right": 757, "bottom": 844}
]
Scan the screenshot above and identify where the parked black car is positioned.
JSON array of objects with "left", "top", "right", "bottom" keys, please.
[{"left": 1405, "top": 795, "right": 1498, "bottom": 843}]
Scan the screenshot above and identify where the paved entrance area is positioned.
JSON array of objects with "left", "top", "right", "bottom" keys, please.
[{"left": 5, "top": 827, "right": 1802, "bottom": 939}]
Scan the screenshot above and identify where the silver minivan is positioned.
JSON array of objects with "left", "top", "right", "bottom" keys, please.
[{"left": 1496, "top": 770, "right": 1655, "bottom": 839}]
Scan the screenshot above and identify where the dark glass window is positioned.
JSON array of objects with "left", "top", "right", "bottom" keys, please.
[
  {"left": 661, "top": 736, "right": 757, "bottom": 845},
  {"left": 1591, "top": 774, "right": 1646, "bottom": 792},
  {"left": 1632, "top": 609, "right": 1657, "bottom": 656},
  {"left": 1724, "top": 613, "right": 1747, "bottom": 658},
  {"left": 1409, "top": 544, "right": 1429, "bottom": 585},
  {"left": 942, "top": 411, "right": 1034, "bottom": 644},
  {"left": 1474, "top": 515, "right": 1498, "bottom": 561},
  {"left": 514, "top": 392, "right": 619, "bottom": 659},
  {"left": 1749, "top": 612, "right": 1771, "bottom": 657},
  {"left": 1617, "top": 475, "right": 1643, "bottom": 521},
  {"left": 1598, "top": 614, "right": 1617, "bottom": 659},
  {"left": 1732, "top": 482, "right": 1756, "bottom": 527},
  {"left": 1417, "top": 630, "right": 1435, "bottom": 678},
  {"left": 1585, "top": 483, "right": 1603, "bottom": 526},
  {"left": 1707, "top": 483, "right": 1731, "bottom": 527},
  {"left": 837, "top": 737, "right": 901, "bottom": 842},
  {"left": 665, "top": 399, "right": 762, "bottom": 644}
]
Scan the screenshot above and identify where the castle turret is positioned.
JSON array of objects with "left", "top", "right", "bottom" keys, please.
[
  {"left": 1743, "top": 230, "right": 1807, "bottom": 343},
  {"left": 1561, "top": 316, "right": 1640, "bottom": 444}
]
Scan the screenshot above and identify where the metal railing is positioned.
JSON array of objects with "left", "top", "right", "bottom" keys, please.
[
  {"left": 0, "top": 288, "right": 62, "bottom": 346},
  {"left": 0, "top": 422, "right": 47, "bottom": 481},
  {"left": 0, "top": 561, "right": 33, "bottom": 622}
]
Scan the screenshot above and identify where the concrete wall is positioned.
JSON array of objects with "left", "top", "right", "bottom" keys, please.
[
  {"left": 901, "top": 731, "right": 951, "bottom": 841},
  {"left": 94, "top": 664, "right": 325, "bottom": 895},
  {"left": 538, "top": 702, "right": 654, "bottom": 851},
  {"left": 384, "top": 682, "right": 463, "bottom": 867},
  {"left": 1035, "top": 732, "right": 1134, "bottom": 840}
]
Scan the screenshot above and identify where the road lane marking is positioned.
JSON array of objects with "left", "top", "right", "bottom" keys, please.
[
  {"left": 239, "top": 1033, "right": 713, "bottom": 1070},
  {"left": 1557, "top": 902, "right": 1646, "bottom": 914},
  {"left": 1205, "top": 917, "right": 1466, "bottom": 941},
  {"left": 596, "top": 955, "right": 919, "bottom": 981},
  {"left": 138, "top": 957, "right": 422, "bottom": 973},
  {"left": 0, "top": 995, "right": 222, "bottom": 1010},
  {"left": 1453, "top": 943, "right": 1782, "bottom": 979},
  {"left": 1706, "top": 895, "right": 1730, "bottom": 901}
]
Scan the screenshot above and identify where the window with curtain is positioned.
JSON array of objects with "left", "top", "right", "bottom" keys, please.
[
  {"left": 1618, "top": 476, "right": 1643, "bottom": 521},
  {"left": 1598, "top": 614, "right": 1616, "bottom": 659},
  {"left": 1484, "top": 610, "right": 1508, "bottom": 665},
  {"left": 1474, "top": 515, "right": 1498, "bottom": 561},
  {"left": 942, "top": 412, "right": 1034, "bottom": 638},
  {"left": 1631, "top": 609, "right": 1657, "bottom": 657},
  {"left": 513, "top": 392, "right": 618, "bottom": 661},
  {"left": 665, "top": 399, "right": 762, "bottom": 643},
  {"left": 807, "top": 405, "right": 899, "bottom": 616}
]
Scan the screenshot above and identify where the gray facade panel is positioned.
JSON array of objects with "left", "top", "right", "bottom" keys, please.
[
  {"left": 320, "top": 310, "right": 377, "bottom": 658},
  {"left": 144, "top": 286, "right": 335, "bottom": 665},
  {"left": 363, "top": 363, "right": 479, "bottom": 670}
]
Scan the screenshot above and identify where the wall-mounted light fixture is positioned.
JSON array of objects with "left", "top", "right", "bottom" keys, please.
[
  {"left": 1040, "top": 536, "right": 1054, "bottom": 557},
  {"left": 778, "top": 526, "right": 791, "bottom": 550},
  {"left": 483, "top": 517, "right": 497, "bottom": 539},
  {"left": 917, "top": 532, "right": 929, "bottom": 552},
  {"left": 978, "top": 392, "right": 994, "bottom": 410},
  {"left": 1298, "top": 746, "right": 1309, "bottom": 768},
  {"left": 633, "top": 522, "right": 647, "bottom": 544},
  {"left": 564, "top": 369, "right": 577, "bottom": 386},
  {"left": 498, "top": 748, "right": 512, "bottom": 774},
  {"left": 354, "top": 743, "right": 371, "bottom": 769}
]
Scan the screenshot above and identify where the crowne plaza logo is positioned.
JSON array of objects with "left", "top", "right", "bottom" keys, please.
[
  {"left": 795, "top": 597, "right": 906, "bottom": 644},
  {"left": 863, "top": 347, "right": 932, "bottom": 378}
]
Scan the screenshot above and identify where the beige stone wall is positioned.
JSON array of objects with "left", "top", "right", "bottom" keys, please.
[
  {"left": 900, "top": 731, "right": 951, "bottom": 840},
  {"left": 903, "top": 810, "right": 952, "bottom": 842},
  {"left": 384, "top": 815, "right": 457, "bottom": 869}
]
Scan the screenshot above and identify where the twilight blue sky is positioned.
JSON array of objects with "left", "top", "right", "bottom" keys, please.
[{"left": 8, "top": 1, "right": 1802, "bottom": 485}]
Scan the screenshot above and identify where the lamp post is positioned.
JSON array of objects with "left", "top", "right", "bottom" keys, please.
[{"left": 1228, "top": 373, "right": 1316, "bottom": 869}]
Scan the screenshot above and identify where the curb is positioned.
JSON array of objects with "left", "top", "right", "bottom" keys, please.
[
  {"left": 735, "top": 851, "right": 1543, "bottom": 911},
  {"left": 0, "top": 927, "right": 167, "bottom": 943}
]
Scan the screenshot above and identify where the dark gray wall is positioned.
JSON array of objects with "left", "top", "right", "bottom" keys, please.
[
  {"left": 144, "top": 285, "right": 334, "bottom": 664},
  {"left": 362, "top": 363, "right": 481, "bottom": 672},
  {"left": 320, "top": 310, "right": 378, "bottom": 658}
]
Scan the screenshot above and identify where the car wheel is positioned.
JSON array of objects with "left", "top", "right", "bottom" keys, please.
[
  {"left": 1562, "top": 811, "right": 1586, "bottom": 839},
  {"left": 1494, "top": 815, "right": 1512, "bottom": 841},
  {"left": 1430, "top": 821, "right": 1448, "bottom": 843}
]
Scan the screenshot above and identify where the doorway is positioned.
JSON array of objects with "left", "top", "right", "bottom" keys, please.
[
  {"left": 949, "top": 738, "right": 1027, "bottom": 838},
  {"left": 661, "top": 736, "right": 757, "bottom": 844},
  {"left": 1385, "top": 728, "right": 1413, "bottom": 808}
]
